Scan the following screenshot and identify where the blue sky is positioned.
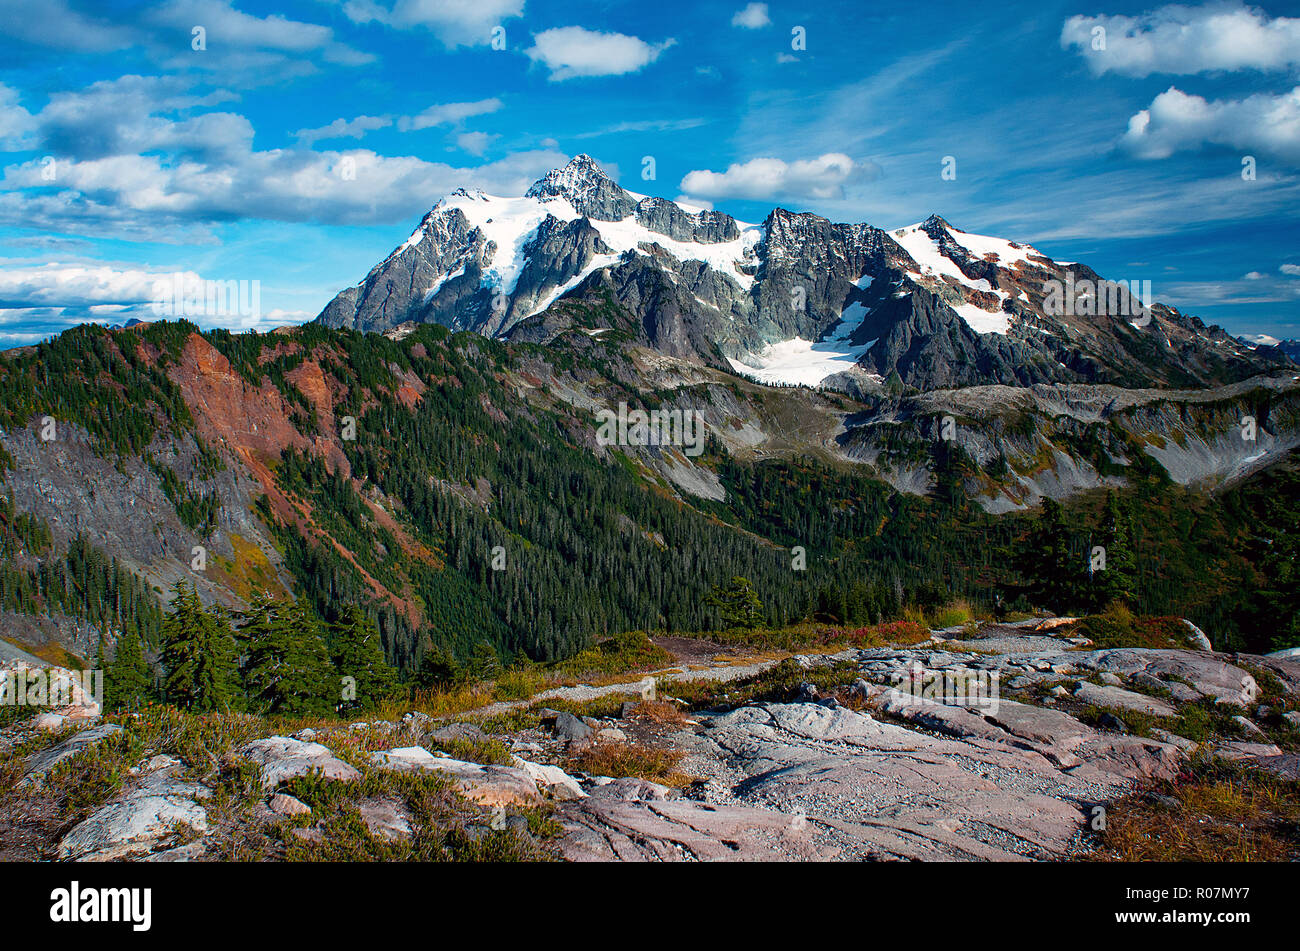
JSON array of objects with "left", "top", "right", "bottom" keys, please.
[{"left": 1, "top": 0, "right": 1298, "bottom": 346}]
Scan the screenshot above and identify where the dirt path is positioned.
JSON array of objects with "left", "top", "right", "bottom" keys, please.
[{"left": 448, "top": 652, "right": 787, "bottom": 722}]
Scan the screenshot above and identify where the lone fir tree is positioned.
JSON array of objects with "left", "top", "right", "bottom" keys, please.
[
  {"left": 242, "top": 596, "right": 336, "bottom": 717},
  {"left": 160, "top": 581, "right": 238, "bottom": 712},
  {"left": 704, "top": 576, "right": 765, "bottom": 630},
  {"left": 329, "top": 604, "right": 398, "bottom": 712},
  {"left": 104, "top": 631, "right": 153, "bottom": 711}
]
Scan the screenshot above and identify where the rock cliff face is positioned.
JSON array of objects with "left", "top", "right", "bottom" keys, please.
[
  {"left": 318, "top": 157, "right": 1288, "bottom": 391},
  {"left": 1, "top": 416, "right": 284, "bottom": 612},
  {"left": 634, "top": 197, "right": 739, "bottom": 244}
]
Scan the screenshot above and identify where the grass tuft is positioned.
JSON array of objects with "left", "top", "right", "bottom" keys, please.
[
  {"left": 567, "top": 740, "right": 688, "bottom": 786},
  {"left": 1082, "top": 759, "right": 1300, "bottom": 862}
]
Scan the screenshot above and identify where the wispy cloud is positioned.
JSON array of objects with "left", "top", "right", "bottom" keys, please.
[
  {"left": 294, "top": 115, "right": 393, "bottom": 146},
  {"left": 0, "top": 0, "right": 133, "bottom": 51},
  {"left": 572, "top": 117, "right": 706, "bottom": 139},
  {"left": 455, "top": 131, "right": 495, "bottom": 155},
  {"left": 341, "top": 0, "right": 524, "bottom": 47},
  {"left": 397, "top": 98, "right": 503, "bottom": 132},
  {"left": 1161, "top": 268, "right": 1300, "bottom": 308}
]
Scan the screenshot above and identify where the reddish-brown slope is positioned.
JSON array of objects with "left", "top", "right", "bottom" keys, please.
[{"left": 166, "top": 333, "right": 437, "bottom": 625}]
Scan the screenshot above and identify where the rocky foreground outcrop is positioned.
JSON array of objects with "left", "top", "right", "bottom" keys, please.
[
  {"left": 3, "top": 620, "right": 1297, "bottom": 862},
  {"left": 556, "top": 621, "right": 1299, "bottom": 861},
  {"left": 559, "top": 694, "right": 1182, "bottom": 862}
]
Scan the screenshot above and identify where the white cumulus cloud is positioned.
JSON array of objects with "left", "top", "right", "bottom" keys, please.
[
  {"left": 0, "top": 263, "right": 185, "bottom": 310},
  {"left": 1121, "top": 86, "right": 1300, "bottom": 162},
  {"left": 0, "top": 261, "right": 321, "bottom": 335},
  {"left": 0, "top": 74, "right": 547, "bottom": 240},
  {"left": 732, "top": 3, "right": 771, "bottom": 29},
  {"left": 525, "top": 26, "right": 675, "bottom": 81},
  {"left": 1061, "top": 2, "right": 1300, "bottom": 77},
  {"left": 679, "top": 153, "right": 874, "bottom": 200},
  {"left": 0, "top": 147, "right": 571, "bottom": 234}
]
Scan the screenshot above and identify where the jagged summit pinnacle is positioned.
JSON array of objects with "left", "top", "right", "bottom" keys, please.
[
  {"left": 919, "top": 213, "right": 954, "bottom": 235},
  {"left": 525, "top": 154, "right": 635, "bottom": 221},
  {"left": 526, "top": 153, "right": 613, "bottom": 196}
]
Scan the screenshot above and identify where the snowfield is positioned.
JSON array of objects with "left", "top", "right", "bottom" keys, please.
[
  {"left": 890, "top": 220, "right": 1032, "bottom": 336},
  {"left": 727, "top": 299, "right": 877, "bottom": 387}
]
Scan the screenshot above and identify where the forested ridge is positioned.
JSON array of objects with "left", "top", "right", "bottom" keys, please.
[{"left": 0, "top": 320, "right": 1296, "bottom": 686}]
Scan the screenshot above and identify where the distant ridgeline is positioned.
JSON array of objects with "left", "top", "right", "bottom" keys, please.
[{"left": 0, "top": 318, "right": 1296, "bottom": 678}]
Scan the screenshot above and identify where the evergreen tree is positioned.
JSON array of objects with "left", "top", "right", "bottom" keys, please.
[
  {"left": 815, "top": 584, "right": 846, "bottom": 624},
  {"left": 1093, "top": 492, "right": 1138, "bottom": 608},
  {"left": 104, "top": 631, "right": 153, "bottom": 711},
  {"left": 160, "top": 582, "right": 238, "bottom": 712},
  {"left": 415, "top": 642, "right": 463, "bottom": 690},
  {"left": 242, "top": 597, "right": 336, "bottom": 716},
  {"left": 1014, "top": 499, "right": 1078, "bottom": 613},
  {"left": 467, "top": 641, "right": 502, "bottom": 681},
  {"left": 933, "top": 441, "right": 976, "bottom": 512},
  {"left": 239, "top": 593, "right": 279, "bottom": 705},
  {"left": 329, "top": 604, "right": 399, "bottom": 712},
  {"left": 1253, "top": 471, "right": 1300, "bottom": 650},
  {"left": 704, "top": 576, "right": 765, "bottom": 629}
]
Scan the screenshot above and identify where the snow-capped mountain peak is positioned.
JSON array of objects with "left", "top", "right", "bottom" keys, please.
[{"left": 319, "top": 157, "right": 1287, "bottom": 392}]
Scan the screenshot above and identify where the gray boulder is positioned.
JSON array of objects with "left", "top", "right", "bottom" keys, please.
[
  {"left": 1073, "top": 682, "right": 1177, "bottom": 717},
  {"left": 238, "top": 736, "right": 361, "bottom": 788},
  {"left": 429, "top": 722, "right": 488, "bottom": 744},
  {"left": 21, "top": 723, "right": 123, "bottom": 788},
  {"left": 370, "top": 747, "right": 541, "bottom": 807},
  {"left": 1095, "top": 712, "right": 1129, "bottom": 734},
  {"left": 59, "top": 771, "right": 210, "bottom": 861},
  {"left": 553, "top": 712, "right": 594, "bottom": 744},
  {"left": 268, "top": 793, "right": 311, "bottom": 816},
  {"left": 1182, "top": 620, "right": 1213, "bottom": 651},
  {"left": 586, "top": 777, "right": 675, "bottom": 802},
  {"left": 357, "top": 797, "right": 413, "bottom": 842}
]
